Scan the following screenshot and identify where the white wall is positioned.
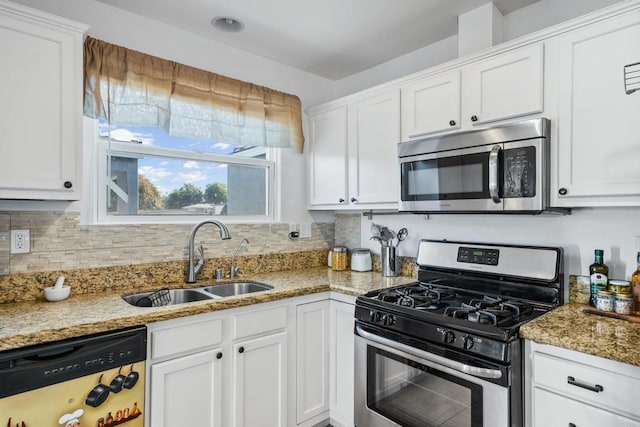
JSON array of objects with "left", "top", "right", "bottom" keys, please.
[
  {"left": 361, "top": 209, "right": 640, "bottom": 298},
  {"left": 7, "top": 0, "right": 337, "bottom": 223},
  {"left": 334, "top": 0, "right": 625, "bottom": 98}
]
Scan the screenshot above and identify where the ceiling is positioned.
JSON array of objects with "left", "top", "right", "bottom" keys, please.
[{"left": 96, "top": 0, "right": 540, "bottom": 80}]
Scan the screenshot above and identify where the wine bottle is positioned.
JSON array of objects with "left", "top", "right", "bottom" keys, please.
[
  {"left": 631, "top": 252, "right": 640, "bottom": 314},
  {"left": 589, "top": 249, "right": 608, "bottom": 306}
]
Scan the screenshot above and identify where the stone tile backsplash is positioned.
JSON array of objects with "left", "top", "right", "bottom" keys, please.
[
  {"left": 0, "top": 214, "right": 8, "bottom": 275},
  {"left": 2, "top": 212, "right": 335, "bottom": 274}
]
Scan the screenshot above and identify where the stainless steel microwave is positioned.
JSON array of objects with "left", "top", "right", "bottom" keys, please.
[{"left": 398, "top": 118, "right": 558, "bottom": 214}]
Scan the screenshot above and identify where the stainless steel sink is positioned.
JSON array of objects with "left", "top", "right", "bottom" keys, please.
[
  {"left": 122, "top": 281, "right": 273, "bottom": 307},
  {"left": 122, "top": 288, "right": 217, "bottom": 307},
  {"left": 201, "top": 282, "right": 273, "bottom": 297}
]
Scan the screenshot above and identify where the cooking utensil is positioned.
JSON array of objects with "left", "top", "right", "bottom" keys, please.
[
  {"left": 395, "top": 228, "right": 408, "bottom": 247},
  {"left": 109, "top": 366, "right": 126, "bottom": 393},
  {"left": 123, "top": 364, "right": 139, "bottom": 389},
  {"left": 85, "top": 374, "right": 110, "bottom": 407},
  {"left": 370, "top": 223, "right": 382, "bottom": 237},
  {"left": 380, "top": 226, "right": 394, "bottom": 244}
]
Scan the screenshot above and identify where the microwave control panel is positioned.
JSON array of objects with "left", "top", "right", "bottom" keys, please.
[{"left": 503, "top": 146, "right": 536, "bottom": 198}]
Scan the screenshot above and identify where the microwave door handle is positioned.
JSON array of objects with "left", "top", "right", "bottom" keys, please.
[{"left": 489, "top": 145, "right": 501, "bottom": 204}]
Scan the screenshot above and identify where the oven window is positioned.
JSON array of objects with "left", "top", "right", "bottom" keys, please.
[
  {"left": 367, "top": 347, "right": 483, "bottom": 427},
  {"left": 401, "top": 152, "right": 489, "bottom": 201}
]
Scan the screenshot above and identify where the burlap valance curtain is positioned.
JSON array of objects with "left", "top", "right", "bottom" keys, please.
[{"left": 83, "top": 36, "right": 304, "bottom": 152}]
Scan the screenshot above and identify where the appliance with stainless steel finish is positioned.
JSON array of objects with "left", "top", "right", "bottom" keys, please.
[
  {"left": 398, "top": 118, "right": 567, "bottom": 214},
  {"left": 355, "top": 239, "right": 563, "bottom": 427}
]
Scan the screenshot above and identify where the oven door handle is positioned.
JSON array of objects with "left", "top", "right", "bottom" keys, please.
[
  {"left": 489, "top": 145, "right": 501, "bottom": 204},
  {"left": 356, "top": 325, "right": 502, "bottom": 380}
]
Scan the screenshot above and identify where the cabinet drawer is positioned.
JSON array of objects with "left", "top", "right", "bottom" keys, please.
[
  {"left": 533, "top": 387, "right": 640, "bottom": 427},
  {"left": 533, "top": 351, "right": 640, "bottom": 416},
  {"left": 234, "top": 306, "right": 287, "bottom": 340},
  {"left": 151, "top": 318, "right": 223, "bottom": 360}
]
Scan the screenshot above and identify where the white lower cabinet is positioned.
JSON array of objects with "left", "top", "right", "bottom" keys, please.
[
  {"left": 296, "top": 300, "right": 330, "bottom": 424},
  {"left": 147, "top": 293, "right": 356, "bottom": 427},
  {"left": 147, "top": 301, "right": 291, "bottom": 427},
  {"left": 329, "top": 299, "right": 355, "bottom": 427},
  {"left": 150, "top": 349, "right": 223, "bottom": 427},
  {"left": 526, "top": 340, "right": 640, "bottom": 427},
  {"left": 233, "top": 332, "right": 288, "bottom": 427}
]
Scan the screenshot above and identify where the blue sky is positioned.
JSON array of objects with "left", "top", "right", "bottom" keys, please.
[{"left": 99, "top": 121, "right": 234, "bottom": 196}]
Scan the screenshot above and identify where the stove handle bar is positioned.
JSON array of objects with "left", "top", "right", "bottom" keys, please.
[{"left": 355, "top": 325, "right": 502, "bottom": 380}]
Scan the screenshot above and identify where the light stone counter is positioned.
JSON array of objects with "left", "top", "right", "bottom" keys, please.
[
  {"left": 520, "top": 303, "right": 640, "bottom": 367},
  {"left": 0, "top": 267, "right": 414, "bottom": 352}
]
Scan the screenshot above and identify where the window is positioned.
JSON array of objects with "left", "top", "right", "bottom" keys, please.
[{"left": 85, "top": 119, "right": 276, "bottom": 224}]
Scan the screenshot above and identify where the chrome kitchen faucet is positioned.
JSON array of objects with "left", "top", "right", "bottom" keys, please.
[{"left": 186, "top": 219, "right": 232, "bottom": 283}]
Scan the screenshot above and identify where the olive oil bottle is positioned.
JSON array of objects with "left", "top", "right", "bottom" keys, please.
[
  {"left": 631, "top": 252, "right": 640, "bottom": 314},
  {"left": 589, "top": 249, "right": 608, "bottom": 306}
]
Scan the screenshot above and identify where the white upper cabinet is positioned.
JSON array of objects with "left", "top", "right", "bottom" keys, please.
[
  {"left": 308, "top": 105, "right": 349, "bottom": 207},
  {"left": 551, "top": 9, "right": 640, "bottom": 207},
  {"left": 401, "top": 43, "right": 544, "bottom": 141},
  {"left": 308, "top": 88, "right": 400, "bottom": 210},
  {"left": 0, "top": 1, "right": 87, "bottom": 200},
  {"left": 347, "top": 89, "right": 400, "bottom": 206},
  {"left": 401, "top": 70, "right": 461, "bottom": 140},
  {"left": 463, "top": 43, "right": 544, "bottom": 126}
]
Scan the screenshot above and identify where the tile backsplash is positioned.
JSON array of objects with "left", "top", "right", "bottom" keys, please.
[
  {"left": 2, "top": 212, "right": 335, "bottom": 275},
  {"left": 0, "top": 214, "right": 8, "bottom": 275}
]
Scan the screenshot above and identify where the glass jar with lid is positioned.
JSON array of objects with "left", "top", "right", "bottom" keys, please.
[
  {"left": 614, "top": 292, "right": 634, "bottom": 315},
  {"left": 596, "top": 290, "right": 614, "bottom": 312},
  {"left": 331, "top": 246, "right": 348, "bottom": 271}
]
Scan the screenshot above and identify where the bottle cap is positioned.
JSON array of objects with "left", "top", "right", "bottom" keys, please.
[{"left": 595, "top": 249, "right": 603, "bottom": 256}]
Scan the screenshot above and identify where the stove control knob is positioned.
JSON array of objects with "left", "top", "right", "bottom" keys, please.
[
  {"left": 382, "top": 314, "right": 396, "bottom": 326},
  {"left": 369, "top": 310, "right": 382, "bottom": 322},
  {"left": 442, "top": 330, "right": 455, "bottom": 344},
  {"left": 462, "top": 335, "right": 474, "bottom": 350}
]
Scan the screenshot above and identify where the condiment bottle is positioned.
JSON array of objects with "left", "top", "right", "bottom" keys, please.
[
  {"left": 589, "top": 249, "right": 608, "bottom": 306},
  {"left": 631, "top": 252, "right": 640, "bottom": 314}
]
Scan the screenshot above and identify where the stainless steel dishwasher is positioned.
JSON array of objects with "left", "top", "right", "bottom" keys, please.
[{"left": 0, "top": 326, "right": 146, "bottom": 427}]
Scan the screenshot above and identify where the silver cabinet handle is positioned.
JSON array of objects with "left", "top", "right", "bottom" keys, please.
[
  {"left": 489, "top": 145, "right": 501, "bottom": 204},
  {"left": 356, "top": 325, "right": 502, "bottom": 379}
]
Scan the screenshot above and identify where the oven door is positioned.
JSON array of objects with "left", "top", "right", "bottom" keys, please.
[
  {"left": 355, "top": 324, "right": 510, "bottom": 427},
  {"left": 399, "top": 143, "right": 504, "bottom": 212}
]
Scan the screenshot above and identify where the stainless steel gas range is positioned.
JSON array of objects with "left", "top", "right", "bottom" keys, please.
[{"left": 354, "top": 239, "right": 563, "bottom": 427}]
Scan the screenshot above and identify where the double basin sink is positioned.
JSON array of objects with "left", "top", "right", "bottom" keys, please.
[{"left": 122, "top": 281, "right": 273, "bottom": 307}]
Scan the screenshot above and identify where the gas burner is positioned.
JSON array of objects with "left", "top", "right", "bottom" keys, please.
[
  {"left": 376, "top": 284, "right": 455, "bottom": 309},
  {"left": 443, "top": 296, "right": 533, "bottom": 325}
]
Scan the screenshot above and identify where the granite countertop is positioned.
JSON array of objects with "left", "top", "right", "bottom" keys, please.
[
  {"left": 520, "top": 303, "right": 640, "bottom": 366},
  {"left": 0, "top": 267, "right": 414, "bottom": 352}
]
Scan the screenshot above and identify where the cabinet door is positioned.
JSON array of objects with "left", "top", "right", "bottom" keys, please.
[
  {"left": 233, "top": 332, "right": 288, "bottom": 427},
  {"left": 348, "top": 89, "right": 401, "bottom": 205},
  {"left": 329, "top": 300, "right": 355, "bottom": 427},
  {"left": 150, "top": 348, "right": 223, "bottom": 427},
  {"left": 463, "top": 43, "right": 544, "bottom": 126},
  {"left": 296, "top": 300, "right": 330, "bottom": 424},
  {"left": 0, "top": 6, "right": 84, "bottom": 200},
  {"left": 533, "top": 387, "right": 640, "bottom": 427},
  {"left": 401, "top": 70, "right": 461, "bottom": 140},
  {"left": 553, "top": 12, "right": 640, "bottom": 206},
  {"left": 308, "top": 105, "right": 348, "bottom": 207}
]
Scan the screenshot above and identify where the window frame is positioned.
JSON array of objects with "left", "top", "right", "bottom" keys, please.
[{"left": 81, "top": 118, "right": 280, "bottom": 225}]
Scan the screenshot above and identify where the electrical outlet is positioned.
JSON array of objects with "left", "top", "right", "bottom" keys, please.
[
  {"left": 299, "top": 223, "right": 312, "bottom": 238},
  {"left": 11, "top": 229, "right": 30, "bottom": 254}
]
